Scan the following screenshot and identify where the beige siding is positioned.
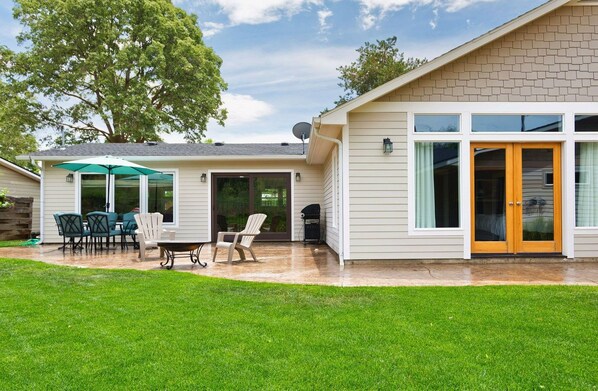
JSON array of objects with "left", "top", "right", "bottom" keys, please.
[
  {"left": 348, "top": 112, "right": 463, "bottom": 260},
  {"left": 574, "top": 233, "right": 598, "bottom": 258},
  {"left": 41, "top": 159, "right": 322, "bottom": 243},
  {"left": 379, "top": 6, "right": 598, "bottom": 102},
  {"left": 322, "top": 148, "right": 339, "bottom": 253},
  {"left": 0, "top": 165, "right": 40, "bottom": 232}
]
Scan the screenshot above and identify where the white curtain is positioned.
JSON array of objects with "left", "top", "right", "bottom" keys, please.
[
  {"left": 577, "top": 143, "right": 598, "bottom": 227},
  {"left": 416, "top": 142, "right": 436, "bottom": 228}
]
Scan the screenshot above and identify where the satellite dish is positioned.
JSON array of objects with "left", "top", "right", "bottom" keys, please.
[
  {"left": 292, "top": 122, "right": 311, "bottom": 140},
  {"left": 292, "top": 122, "right": 311, "bottom": 155}
]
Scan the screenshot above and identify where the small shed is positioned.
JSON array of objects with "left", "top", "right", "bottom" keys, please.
[{"left": 0, "top": 157, "right": 40, "bottom": 234}]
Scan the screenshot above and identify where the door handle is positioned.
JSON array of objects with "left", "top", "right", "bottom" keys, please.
[
  {"left": 516, "top": 201, "right": 522, "bottom": 206},
  {"left": 508, "top": 201, "right": 514, "bottom": 206}
]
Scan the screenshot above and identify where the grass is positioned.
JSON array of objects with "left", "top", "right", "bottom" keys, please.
[
  {"left": 0, "top": 240, "right": 26, "bottom": 247},
  {"left": 0, "top": 258, "right": 597, "bottom": 390}
]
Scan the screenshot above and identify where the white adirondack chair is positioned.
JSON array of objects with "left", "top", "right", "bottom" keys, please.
[
  {"left": 212, "top": 213, "right": 267, "bottom": 263},
  {"left": 134, "top": 213, "right": 175, "bottom": 261}
]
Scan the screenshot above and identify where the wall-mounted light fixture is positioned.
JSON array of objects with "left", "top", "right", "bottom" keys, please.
[
  {"left": 66, "top": 173, "right": 74, "bottom": 183},
  {"left": 295, "top": 172, "right": 301, "bottom": 182},
  {"left": 383, "top": 138, "right": 393, "bottom": 154},
  {"left": 200, "top": 173, "right": 207, "bottom": 183}
]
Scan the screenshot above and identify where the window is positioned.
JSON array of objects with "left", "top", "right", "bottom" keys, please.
[
  {"left": 415, "top": 142, "right": 460, "bottom": 228},
  {"left": 472, "top": 115, "right": 562, "bottom": 132},
  {"left": 148, "top": 173, "right": 175, "bottom": 223},
  {"left": 575, "top": 143, "right": 598, "bottom": 227},
  {"left": 114, "top": 174, "right": 140, "bottom": 219},
  {"left": 575, "top": 115, "right": 598, "bottom": 132},
  {"left": 415, "top": 114, "right": 460, "bottom": 132},
  {"left": 80, "top": 174, "right": 106, "bottom": 216}
]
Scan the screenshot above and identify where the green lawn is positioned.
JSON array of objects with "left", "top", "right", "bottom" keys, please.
[
  {"left": 1, "top": 258, "right": 596, "bottom": 390},
  {"left": 0, "top": 240, "right": 26, "bottom": 247}
]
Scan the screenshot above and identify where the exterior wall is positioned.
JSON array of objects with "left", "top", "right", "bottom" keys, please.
[
  {"left": 347, "top": 112, "right": 463, "bottom": 260},
  {"left": 574, "top": 234, "right": 598, "bottom": 258},
  {"left": 41, "top": 159, "right": 323, "bottom": 243},
  {"left": 322, "top": 148, "right": 339, "bottom": 253},
  {"left": 0, "top": 165, "right": 40, "bottom": 232},
  {"left": 378, "top": 6, "right": 598, "bottom": 103}
]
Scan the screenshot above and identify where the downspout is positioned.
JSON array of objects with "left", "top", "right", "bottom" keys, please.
[{"left": 312, "top": 117, "right": 344, "bottom": 267}]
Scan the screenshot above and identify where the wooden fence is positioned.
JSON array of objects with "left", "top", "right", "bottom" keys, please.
[{"left": 0, "top": 196, "right": 33, "bottom": 240}]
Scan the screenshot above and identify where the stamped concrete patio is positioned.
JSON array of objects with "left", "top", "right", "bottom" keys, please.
[{"left": 1, "top": 242, "right": 597, "bottom": 286}]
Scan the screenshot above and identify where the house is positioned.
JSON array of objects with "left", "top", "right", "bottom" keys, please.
[
  {"left": 308, "top": 0, "right": 598, "bottom": 263},
  {"left": 25, "top": 143, "right": 323, "bottom": 246},
  {"left": 22, "top": 0, "right": 598, "bottom": 264},
  {"left": 0, "top": 157, "right": 40, "bottom": 234}
]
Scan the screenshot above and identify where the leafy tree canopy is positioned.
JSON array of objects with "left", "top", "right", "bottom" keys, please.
[
  {"left": 0, "top": 63, "right": 39, "bottom": 171},
  {"left": 334, "top": 37, "right": 426, "bottom": 107},
  {"left": 5, "top": 0, "right": 227, "bottom": 144}
]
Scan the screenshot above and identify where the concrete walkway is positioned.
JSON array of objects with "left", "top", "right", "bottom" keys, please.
[{"left": 1, "top": 242, "right": 597, "bottom": 286}]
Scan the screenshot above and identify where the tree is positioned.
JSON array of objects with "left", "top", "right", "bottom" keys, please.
[
  {"left": 7, "top": 0, "right": 227, "bottom": 144},
  {"left": 334, "top": 37, "right": 426, "bottom": 106},
  {"left": 0, "top": 55, "right": 39, "bottom": 171}
]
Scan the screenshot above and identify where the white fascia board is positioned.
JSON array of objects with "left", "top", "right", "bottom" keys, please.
[
  {"left": 26, "top": 155, "right": 307, "bottom": 162},
  {"left": 0, "top": 158, "right": 40, "bottom": 182},
  {"left": 319, "top": 0, "right": 571, "bottom": 125}
]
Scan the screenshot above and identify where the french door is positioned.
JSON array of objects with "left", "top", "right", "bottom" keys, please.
[
  {"left": 471, "top": 143, "right": 561, "bottom": 254},
  {"left": 211, "top": 173, "right": 291, "bottom": 242}
]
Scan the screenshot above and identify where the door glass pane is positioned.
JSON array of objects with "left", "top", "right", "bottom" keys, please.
[
  {"left": 253, "top": 177, "right": 288, "bottom": 234},
  {"left": 148, "top": 173, "right": 174, "bottom": 223},
  {"left": 521, "top": 149, "right": 554, "bottom": 241},
  {"left": 114, "top": 174, "right": 140, "bottom": 219},
  {"left": 215, "top": 177, "right": 250, "bottom": 232},
  {"left": 474, "top": 148, "right": 506, "bottom": 241},
  {"left": 81, "top": 174, "right": 106, "bottom": 216}
]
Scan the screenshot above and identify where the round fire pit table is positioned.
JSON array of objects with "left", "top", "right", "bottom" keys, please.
[{"left": 157, "top": 241, "right": 208, "bottom": 270}]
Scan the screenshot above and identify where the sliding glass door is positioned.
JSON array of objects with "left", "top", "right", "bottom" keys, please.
[{"left": 212, "top": 173, "right": 291, "bottom": 241}]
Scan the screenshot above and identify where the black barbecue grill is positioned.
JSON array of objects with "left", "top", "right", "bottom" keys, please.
[{"left": 301, "top": 204, "right": 321, "bottom": 243}]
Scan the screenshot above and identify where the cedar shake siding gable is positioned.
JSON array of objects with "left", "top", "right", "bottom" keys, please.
[{"left": 377, "top": 6, "right": 598, "bottom": 103}]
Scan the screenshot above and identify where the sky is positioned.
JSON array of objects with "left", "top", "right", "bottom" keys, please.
[{"left": 0, "top": 0, "right": 547, "bottom": 144}]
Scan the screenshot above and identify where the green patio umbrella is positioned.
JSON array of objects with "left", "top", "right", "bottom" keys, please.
[{"left": 53, "top": 155, "right": 161, "bottom": 212}]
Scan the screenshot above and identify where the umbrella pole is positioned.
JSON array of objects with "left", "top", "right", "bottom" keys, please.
[{"left": 106, "top": 169, "right": 111, "bottom": 212}]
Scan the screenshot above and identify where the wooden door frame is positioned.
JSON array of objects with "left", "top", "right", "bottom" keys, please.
[
  {"left": 471, "top": 142, "right": 562, "bottom": 254},
  {"left": 470, "top": 143, "right": 514, "bottom": 254},
  {"left": 514, "top": 143, "right": 562, "bottom": 253}
]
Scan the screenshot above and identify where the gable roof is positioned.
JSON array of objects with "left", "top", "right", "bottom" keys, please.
[
  {"left": 317, "top": 0, "right": 576, "bottom": 126},
  {"left": 22, "top": 142, "right": 306, "bottom": 161},
  {"left": 0, "top": 157, "right": 40, "bottom": 182}
]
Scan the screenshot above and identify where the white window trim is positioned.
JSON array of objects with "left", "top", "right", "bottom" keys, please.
[
  {"left": 399, "top": 102, "right": 597, "bottom": 260},
  {"left": 146, "top": 168, "right": 178, "bottom": 227},
  {"left": 408, "top": 112, "right": 464, "bottom": 237},
  {"left": 76, "top": 169, "right": 179, "bottom": 228}
]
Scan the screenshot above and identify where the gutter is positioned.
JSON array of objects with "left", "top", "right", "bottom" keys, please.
[{"left": 312, "top": 117, "right": 345, "bottom": 267}]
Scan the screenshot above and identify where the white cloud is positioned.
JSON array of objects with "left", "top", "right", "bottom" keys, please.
[
  {"left": 318, "top": 8, "right": 333, "bottom": 35},
  {"left": 356, "top": 0, "right": 497, "bottom": 30},
  {"left": 206, "top": 0, "right": 322, "bottom": 25},
  {"left": 202, "top": 22, "right": 226, "bottom": 37},
  {"left": 220, "top": 93, "right": 275, "bottom": 126},
  {"left": 429, "top": 8, "right": 438, "bottom": 29}
]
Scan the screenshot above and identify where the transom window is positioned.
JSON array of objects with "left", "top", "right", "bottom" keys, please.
[
  {"left": 472, "top": 114, "right": 562, "bottom": 132},
  {"left": 575, "top": 115, "right": 598, "bottom": 132},
  {"left": 414, "top": 114, "right": 460, "bottom": 132}
]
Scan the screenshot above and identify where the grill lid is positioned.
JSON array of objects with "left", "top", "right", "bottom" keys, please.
[{"left": 301, "top": 204, "right": 320, "bottom": 218}]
